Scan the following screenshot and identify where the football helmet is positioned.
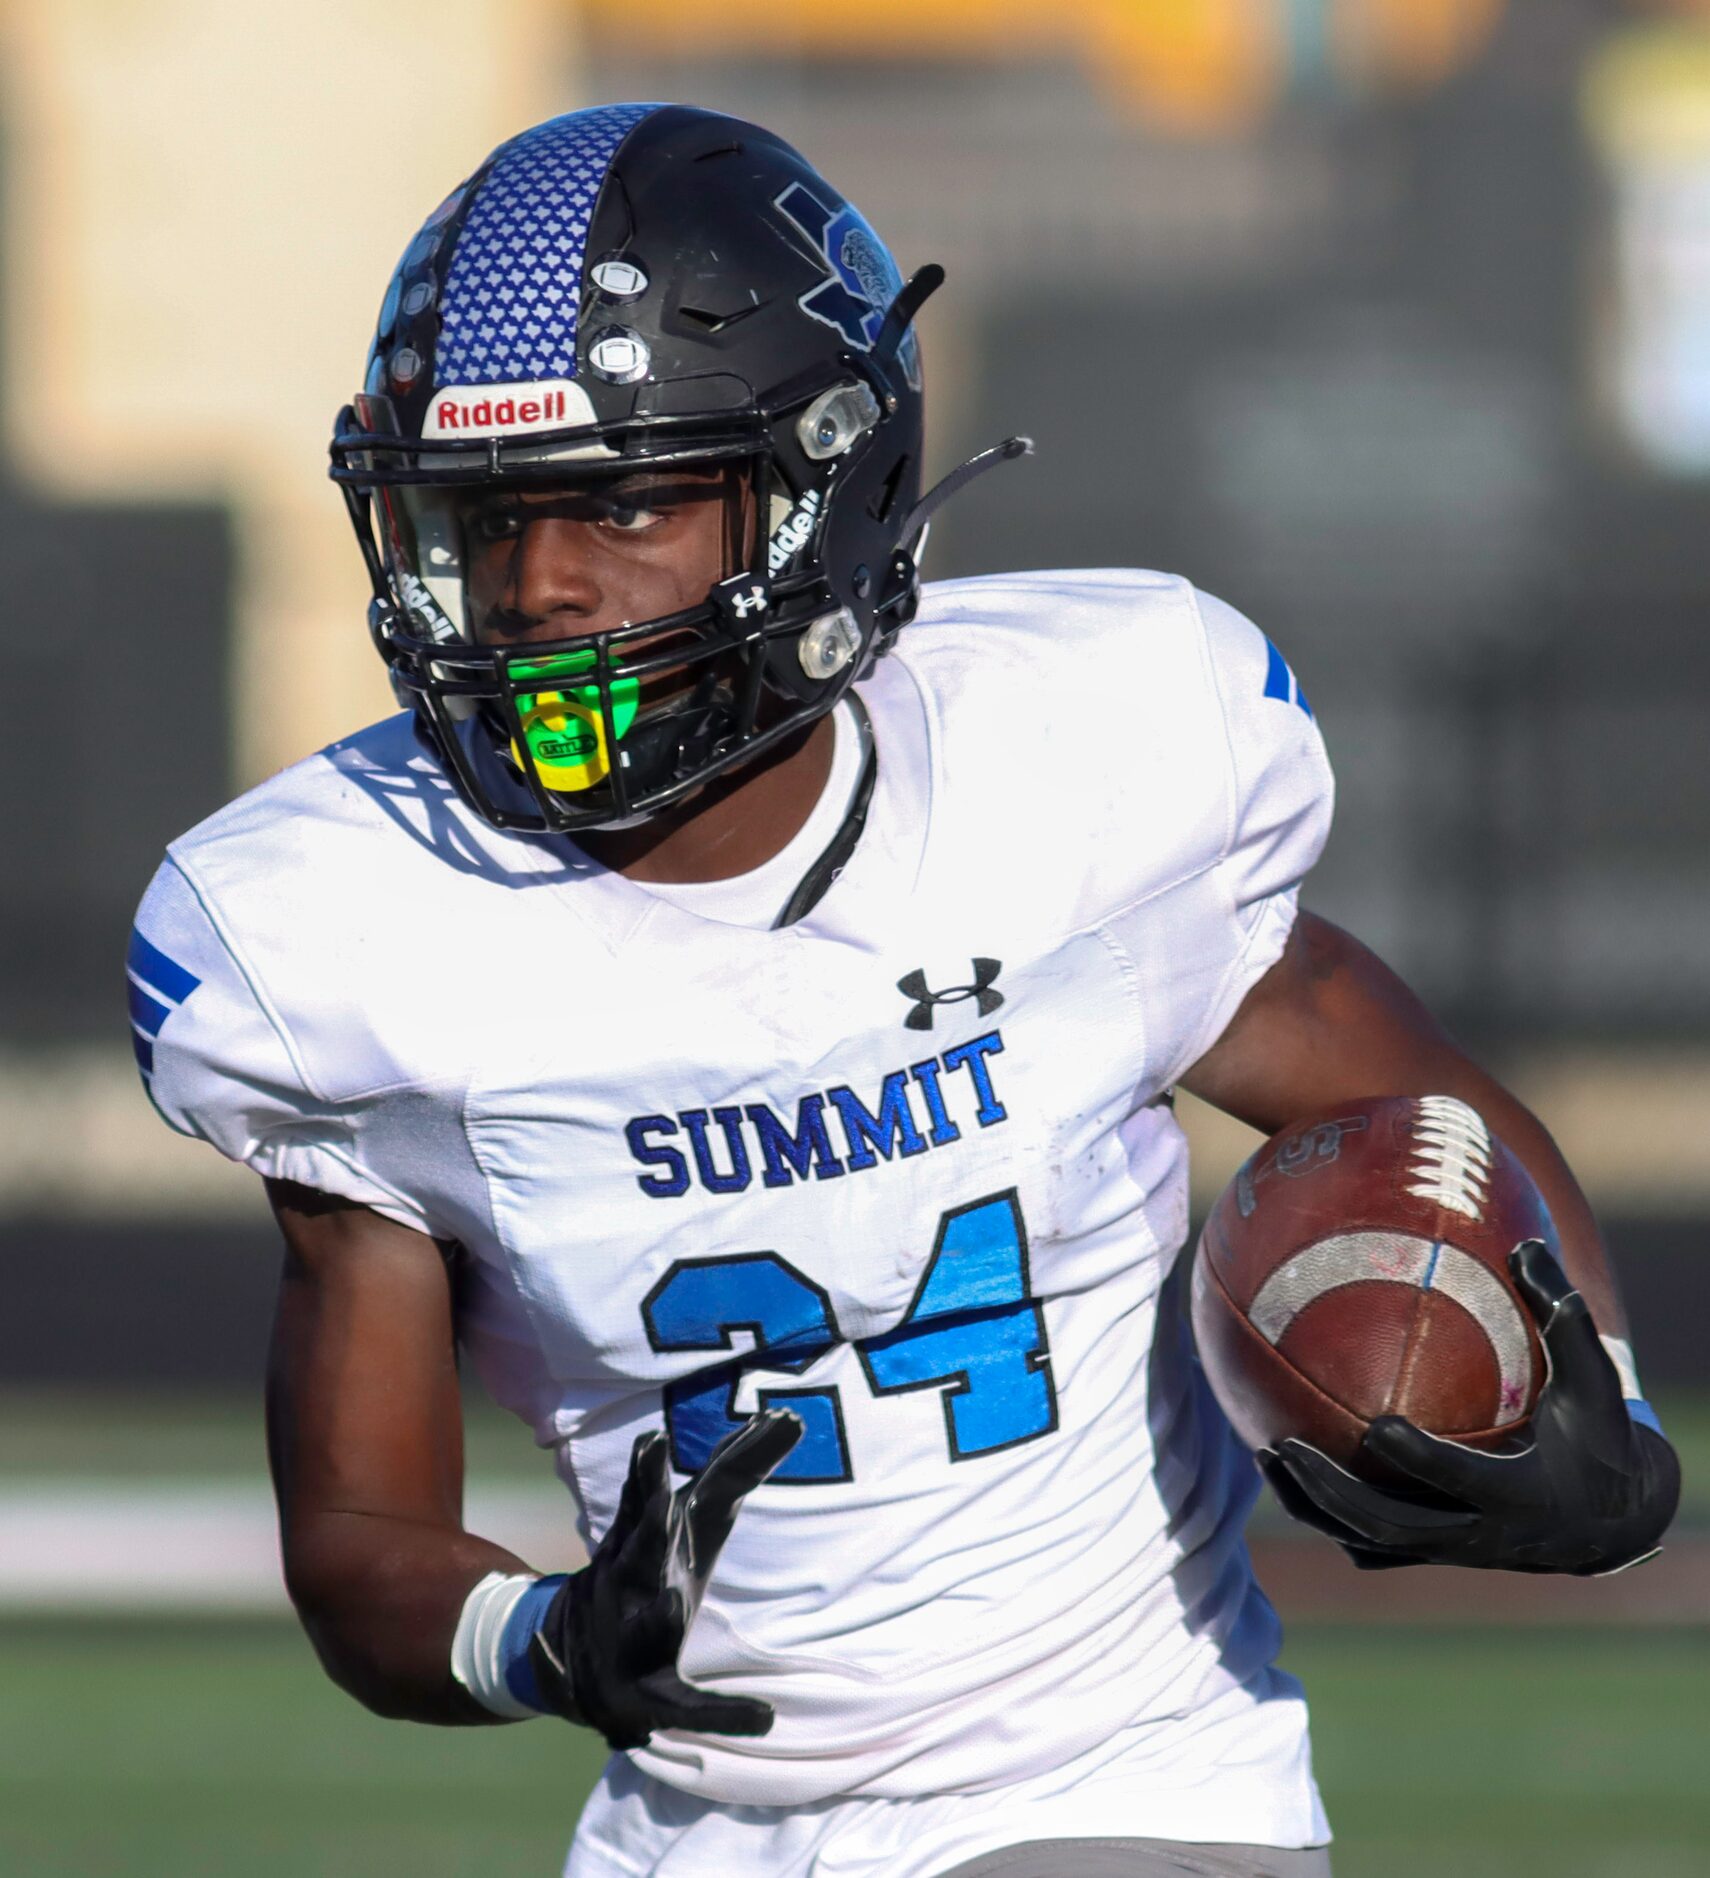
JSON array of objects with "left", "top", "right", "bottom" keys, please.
[{"left": 331, "top": 102, "right": 1011, "bottom": 833}]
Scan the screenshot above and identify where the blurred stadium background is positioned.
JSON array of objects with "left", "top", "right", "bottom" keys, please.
[{"left": 2, "top": 1, "right": 1707, "bottom": 1872}]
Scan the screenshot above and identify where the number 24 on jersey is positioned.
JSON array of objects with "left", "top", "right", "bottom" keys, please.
[{"left": 642, "top": 1189, "right": 1058, "bottom": 1483}]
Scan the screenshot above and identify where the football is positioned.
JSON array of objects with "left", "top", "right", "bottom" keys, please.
[{"left": 1191, "top": 1094, "right": 1553, "bottom": 1471}]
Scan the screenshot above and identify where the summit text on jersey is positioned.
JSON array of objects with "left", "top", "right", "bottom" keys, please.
[{"left": 624, "top": 1031, "right": 1008, "bottom": 1198}]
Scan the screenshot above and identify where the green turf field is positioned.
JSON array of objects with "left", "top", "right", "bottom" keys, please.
[
  {"left": 1, "top": 1620, "right": 1704, "bottom": 1878},
  {"left": 4, "top": 1389, "right": 1701, "bottom": 1873}
]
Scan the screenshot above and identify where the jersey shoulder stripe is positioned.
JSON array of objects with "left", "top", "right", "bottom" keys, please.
[{"left": 125, "top": 927, "right": 203, "bottom": 1079}]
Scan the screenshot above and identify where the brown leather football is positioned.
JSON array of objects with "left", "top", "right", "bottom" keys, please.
[{"left": 1190, "top": 1094, "right": 1552, "bottom": 1471}]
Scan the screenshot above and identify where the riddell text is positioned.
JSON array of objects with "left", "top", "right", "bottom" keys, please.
[{"left": 432, "top": 390, "right": 570, "bottom": 431}]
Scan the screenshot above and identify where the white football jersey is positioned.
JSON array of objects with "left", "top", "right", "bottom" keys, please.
[{"left": 132, "top": 570, "right": 1333, "bottom": 1849}]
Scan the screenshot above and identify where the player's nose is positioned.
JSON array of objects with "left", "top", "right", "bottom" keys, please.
[{"left": 501, "top": 516, "right": 606, "bottom": 638}]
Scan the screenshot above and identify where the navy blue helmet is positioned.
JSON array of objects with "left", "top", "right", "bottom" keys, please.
[{"left": 331, "top": 103, "right": 956, "bottom": 833}]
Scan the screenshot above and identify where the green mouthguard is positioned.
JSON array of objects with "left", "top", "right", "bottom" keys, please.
[{"left": 509, "top": 648, "right": 640, "bottom": 793}]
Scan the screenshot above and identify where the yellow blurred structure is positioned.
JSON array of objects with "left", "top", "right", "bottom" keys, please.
[
  {"left": 585, "top": 0, "right": 1505, "bottom": 132},
  {"left": 1587, "top": 13, "right": 1710, "bottom": 160},
  {"left": 0, "top": 0, "right": 579, "bottom": 785},
  {"left": 1584, "top": 18, "right": 1710, "bottom": 469}
]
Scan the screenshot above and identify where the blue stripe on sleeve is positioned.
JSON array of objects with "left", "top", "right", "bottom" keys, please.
[
  {"left": 131, "top": 1032, "right": 155, "bottom": 1077},
  {"left": 127, "top": 979, "right": 173, "bottom": 1038},
  {"left": 1262, "top": 636, "right": 1292, "bottom": 703},
  {"left": 500, "top": 1574, "right": 568, "bottom": 1715},
  {"left": 127, "top": 929, "right": 202, "bottom": 1007}
]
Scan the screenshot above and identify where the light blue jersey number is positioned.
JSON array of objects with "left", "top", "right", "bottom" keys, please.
[
  {"left": 642, "top": 1189, "right": 1056, "bottom": 1481},
  {"left": 858, "top": 1192, "right": 1056, "bottom": 1458},
  {"left": 642, "top": 1253, "right": 851, "bottom": 1482}
]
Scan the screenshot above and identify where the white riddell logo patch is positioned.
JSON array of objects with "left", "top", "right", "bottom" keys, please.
[
  {"left": 1406, "top": 1095, "right": 1492, "bottom": 1221},
  {"left": 421, "top": 379, "right": 596, "bottom": 440}
]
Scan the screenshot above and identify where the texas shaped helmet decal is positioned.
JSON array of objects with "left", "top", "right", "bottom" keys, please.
[{"left": 775, "top": 182, "right": 922, "bottom": 389}]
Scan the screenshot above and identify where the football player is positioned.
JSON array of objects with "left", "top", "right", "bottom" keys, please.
[{"left": 129, "top": 105, "right": 1677, "bottom": 1878}]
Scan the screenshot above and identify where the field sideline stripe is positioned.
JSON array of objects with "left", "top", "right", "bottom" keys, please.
[
  {"left": 3, "top": 1486, "right": 1703, "bottom": 1621},
  {"left": 0, "top": 1485, "right": 584, "bottom": 1610}
]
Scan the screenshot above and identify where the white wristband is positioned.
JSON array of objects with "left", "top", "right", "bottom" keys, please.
[
  {"left": 1600, "top": 1334, "right": 1665, "bottom": 1437},
  {"left": 1599, "top": 1334, "right": 1643, "bottom": 1402},
  {"left": 450, "top": 1570, "right": 547, "bottom": 1719}
]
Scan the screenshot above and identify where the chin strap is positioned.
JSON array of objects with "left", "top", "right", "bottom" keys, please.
[
  {"left": 901, "top": 435, "right": 1034, "bottom": 557},
  {"left": 772, "top": 694, "right": 877, "bottom": 929}
]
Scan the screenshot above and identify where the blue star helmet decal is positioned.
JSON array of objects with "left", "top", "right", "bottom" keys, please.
[
  {"left": 776, "top": 182, "right": 922, "bottom": 390},
  {"left": 436, "top": 103, "right": 660, "bottom": 385}
]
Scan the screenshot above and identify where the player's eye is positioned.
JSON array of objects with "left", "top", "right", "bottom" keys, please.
[
  {"left": 471, "top": 504, "right": 526, "bottom": 544},
  {"left": 599, "top": 498, "right": 664, "bottom": 534}
]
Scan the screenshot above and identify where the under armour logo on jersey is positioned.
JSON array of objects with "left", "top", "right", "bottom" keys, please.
[{"left": 897, "top": 959, "right": 1004, "bottom": 1032}]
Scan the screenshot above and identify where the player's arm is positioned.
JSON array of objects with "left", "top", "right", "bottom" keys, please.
[
  {"left": 1182, "top": 911, "right": 1680, "bottom": 1575},
  {"left": 265, "top": 1177, "right": 529, "bottom": 1722},
  {"left": 1180, "top": 908, "right": 1624, "bottom": 1333},
  {"left": 266, "top": 1177, "right": 802, "bottom": 1739}
]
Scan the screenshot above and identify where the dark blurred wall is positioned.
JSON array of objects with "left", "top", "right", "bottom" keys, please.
[
  {"left": 0, "top": 487, "right": 233, "bottom": 1043},
  {"left": 1, "top": 1213, "right": 1701, "bottom": 1390}
]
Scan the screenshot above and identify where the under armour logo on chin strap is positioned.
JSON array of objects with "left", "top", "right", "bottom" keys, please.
[
  {"left": 710, "top": 572, "right": 773, "bottom": 632},
  {"left": 897, "top": 958, "right": 1004, "bottom": 1032}
]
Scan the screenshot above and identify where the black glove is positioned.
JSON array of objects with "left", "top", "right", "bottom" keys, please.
[
  {"left": 528, "top": 1407, "right": 802, "bottom": 1748},
  {"left": 1259, "top": 1240, "right": 1680, "bottom": 1576}
]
